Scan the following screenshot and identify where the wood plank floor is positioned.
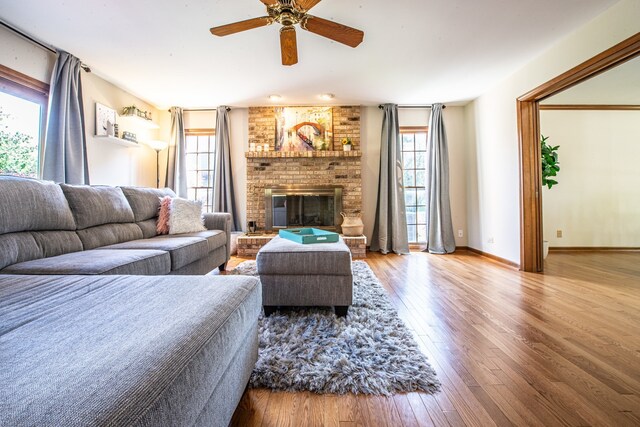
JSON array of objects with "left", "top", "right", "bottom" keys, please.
[{"left": 226, "top": 250, "right": 640, "bottom": 426}]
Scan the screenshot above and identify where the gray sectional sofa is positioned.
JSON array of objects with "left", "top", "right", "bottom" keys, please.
[
  {"left": 0, "top": 175, "right": 261, "bottom": 427},
  {"left": 0, "top": 175, "right": 231, "bottom": 275}
]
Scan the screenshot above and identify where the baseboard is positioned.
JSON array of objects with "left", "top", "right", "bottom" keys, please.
[
  {"left": 459, "top": 246, "right": 520, "bottom": 269},
  {"left": 549, "top": 246, "right": 640, "bottom": 252}
]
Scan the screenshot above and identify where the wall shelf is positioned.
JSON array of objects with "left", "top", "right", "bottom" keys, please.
[
  {"left": 119, "top": 114, "right": 159, "bottom": 129},
  {"left": 94, "top": 135, "right": 140, "bottom": 148},
  {"left": 245, "top": 150, "right": 361, "bottom": 158}
]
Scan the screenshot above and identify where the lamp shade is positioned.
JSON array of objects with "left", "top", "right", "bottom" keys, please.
[{"left": 143, "top": 140, "right": 168, "bottom": 151}]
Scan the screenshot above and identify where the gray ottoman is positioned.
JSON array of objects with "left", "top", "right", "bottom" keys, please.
[{"left": 256, "top": 235, "right": 353, "bottom": 316}]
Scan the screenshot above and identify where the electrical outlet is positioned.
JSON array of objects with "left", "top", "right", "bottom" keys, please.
[
  {"left": 488, "top": 237, "right": 494, "bottom": 244},
  {"left": 557, "top": 230, "right": 563, "bottom": 238},
  {"left": 458, "top": 229, "right": 463, "bottom": 238}
]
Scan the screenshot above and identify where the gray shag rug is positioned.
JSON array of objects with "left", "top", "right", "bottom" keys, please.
[{"left": 229, "top": 260, "right": 440, "bottom": 396}]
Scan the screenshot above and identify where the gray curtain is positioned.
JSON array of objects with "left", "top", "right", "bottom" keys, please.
[
  {"left": 42, "top": 51, "right": 89, "bottom": 184},
  {"left": 213, "top": 106, "right": 240, "bottom": 231},
  {"left": 425, "top": 104, "right": 455, "bottom": 254},
  {"left": 165, "top": 107, "right": 187, "bottom": 197},
  {"left": 370, "top": 104, "right": 410, "bottom": 254}
]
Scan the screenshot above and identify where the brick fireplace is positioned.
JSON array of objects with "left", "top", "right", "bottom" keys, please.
[{"left": 246, "top": 106, "right": 362, "bottom": 231}]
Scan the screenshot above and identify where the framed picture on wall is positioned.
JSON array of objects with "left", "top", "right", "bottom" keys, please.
[
  {"left": 96, "top": 103, "right": 117, "bottom": 136},
  {"left": 275, "top": 107, "right": 333, "bottom": 152}
]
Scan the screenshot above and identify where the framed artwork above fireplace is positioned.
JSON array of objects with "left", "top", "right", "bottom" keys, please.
[{"left": 275, "top": 107, "right": 333, "bottom": 152}]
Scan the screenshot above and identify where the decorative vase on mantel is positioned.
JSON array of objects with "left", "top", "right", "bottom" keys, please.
[
  {"left": 341, "top": 137, "right": 352, "bottom": 152},
  {"left": 340, "top": 212, "right": 363, "bottom": 236}
]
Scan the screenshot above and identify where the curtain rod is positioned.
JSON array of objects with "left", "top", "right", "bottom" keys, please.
[
  {"left": 378, "top": 104, "right": 446, "bottom": 109},
  {"left": 170, "top": 107, "right": 231, "bottom": 112},
  {"left": 0, "top": 19, "right": 91, "bottom": 72}
]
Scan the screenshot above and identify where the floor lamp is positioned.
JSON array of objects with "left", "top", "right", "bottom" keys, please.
[{"left": 143, "top": 140, "right": 169, "bottom": 188}]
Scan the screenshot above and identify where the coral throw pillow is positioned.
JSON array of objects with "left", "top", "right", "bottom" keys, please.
[
  {"left": 156, "top": 196, "right": 172, "bottom": 235},
  {"left": 168, "top": 198, "right": 207, "bottom": 234}
]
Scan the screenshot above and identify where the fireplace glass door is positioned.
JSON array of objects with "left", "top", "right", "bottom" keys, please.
[{"left": 265, "top": 186, "right": 342, "bottom": 231}]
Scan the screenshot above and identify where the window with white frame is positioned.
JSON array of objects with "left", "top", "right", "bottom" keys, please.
[
  {"left": 185, "top": 130, "right": 215, "bottom": 212},
  {"left": 401, "top": 127, "right": 428, "bottom": 244}
]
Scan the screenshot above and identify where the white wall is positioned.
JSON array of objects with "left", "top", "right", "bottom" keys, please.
[
  {"left": 0, "top": 26, "right": 55, "bottom": 82},
  {"left": 358, "top": 106, "right": 468, "bottom": 246},
  {"left": 541, "top": 110, "right": 640, "bottom": 247},
  {"left": 82, "top": 72, "right": 168, "bottom": 186},
  {"left": 1, "top": 25, "right": 168, "bottom": 187},
  {"left": 465, "top": 0, "right": 640, "bottom": 263}
]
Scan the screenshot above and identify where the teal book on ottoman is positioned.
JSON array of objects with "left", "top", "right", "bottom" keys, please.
[{"left": 278, "top": 228, "right": 339, "bottom": 244}]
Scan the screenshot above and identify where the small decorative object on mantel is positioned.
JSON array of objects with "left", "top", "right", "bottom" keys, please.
[
  {"left": 342, "top": 137, "right": 352, "bottom": 152},
  {"left": 122, "top": 131, "right": 137, "bottom": 143},
  {"left": 340, "top": 212, "right": 363, "bottom": 236}
]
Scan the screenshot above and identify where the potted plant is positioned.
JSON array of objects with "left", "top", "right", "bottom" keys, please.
[
  {"left": 541, "top": 134, "right": 560, "bottom": 259},
  {"left": 342, "top": 137, "right": 352, "bottom": 151}
]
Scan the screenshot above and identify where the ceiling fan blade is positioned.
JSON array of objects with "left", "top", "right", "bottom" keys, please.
[
  {"left": 210, "top": 16, "right": 273, "bottom": 37},
  {"left": 258, "top": 0, "right": 279, "bottom": 6},
  {"left": 294, "top": 0, "right": 321, "bottom": 12},
  {"left": 280, "top": 26, "right": 299, "bottom": 66},
  {"left": 301, "top": 15, "right": 364, "bottom": 48}
]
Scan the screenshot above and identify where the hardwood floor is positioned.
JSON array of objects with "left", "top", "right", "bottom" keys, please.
[{"left": 227, "top": 250, "right": 640, "bottom": 426}]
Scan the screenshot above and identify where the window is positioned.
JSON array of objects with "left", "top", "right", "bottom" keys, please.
[
  {"left": 0, "top": 65, "right": 48, "bottom": 178},
  {"left": 185, "top": 130, "right": 215, "bottom": 212},
  {"left": 401, "top": 127, "right": 428, "bottom": 244}
]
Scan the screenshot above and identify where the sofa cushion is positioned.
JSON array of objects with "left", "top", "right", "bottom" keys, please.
[
  {"left": 0, "top": 233, "right": 41, "bottom": 271},
  {"left": 172, "top": 230, "right": 226, "bottom": 253},
  {"left": 76, "top": 223, "right": 144, "bottom": 250},
  {"left": 0, "top": 231, "right": 83, "bottom": 271},
  {"left": 0, "top": 175, "right": 76, "bottom": 234},
  {"left": 0, "top": 273, "right": 260, "bottom": 426},
  {"left": 136, "top": 219, "right": 159, "bottom": 239},
  {"left": 120, "top": 186, "right": 177, "bottom": 222},
  {"left": 102, "top": 236, "right": 209, "bottom": 271},
  {"left": 30, "top": 231, "right": 84, "bottom": 258},
  {"left": 1, "top": 249, "right": 170, "bottom": 275},
  {"left": 60, "top": 184, "right": 135, "bottom": 229}
]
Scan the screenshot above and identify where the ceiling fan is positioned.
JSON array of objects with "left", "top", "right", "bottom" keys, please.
[{"left": 209, "top": 0, "right": 364, "bottom": 66}]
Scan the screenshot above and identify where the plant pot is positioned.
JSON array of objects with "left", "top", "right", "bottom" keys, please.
[
  {"left": 343, "top": 144, "right": 352, "bottom": 152},
  {"left": 543, "top": 240, "right": 550, "bottom": 259}
]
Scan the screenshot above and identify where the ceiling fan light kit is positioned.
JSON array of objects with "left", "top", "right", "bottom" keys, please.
[{"left": 210, "top": 0, "right": 364, "bottom": 66}]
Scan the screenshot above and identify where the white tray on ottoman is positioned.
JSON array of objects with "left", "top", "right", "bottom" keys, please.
[{"left": 256, "top": 235, "right": 353, "bottom": 316}]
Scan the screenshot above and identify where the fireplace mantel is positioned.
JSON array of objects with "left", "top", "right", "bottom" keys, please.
[{"left": 245, "top": 150, "right": 361, "bottom": 159}]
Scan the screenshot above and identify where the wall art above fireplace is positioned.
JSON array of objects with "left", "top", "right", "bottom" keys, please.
[{"left": 275, "top": 107, "right": 333, "bottom": 152}]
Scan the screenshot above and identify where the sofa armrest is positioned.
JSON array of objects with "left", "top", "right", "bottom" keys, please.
[{"left": 203, "top": 212, "right": 231, "bottom": 262}]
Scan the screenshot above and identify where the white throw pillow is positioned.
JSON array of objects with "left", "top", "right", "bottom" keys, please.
[{"left": 168, "top": 198, "right": 207, "bottom": 234}]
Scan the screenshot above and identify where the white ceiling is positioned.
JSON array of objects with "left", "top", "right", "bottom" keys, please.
[{"left": 0, "top": 0, "right": 619, "bottom": 108}]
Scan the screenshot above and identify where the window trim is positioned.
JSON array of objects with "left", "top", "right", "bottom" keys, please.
[
  {"left": 0, "top": 65, "right": 49, "bottom": 178},
  {"left": 400, "top": 126, "right": 429, "bottom": 134},
  {"left": 400, "top": 126, "right": 429, "bottom": 244},
  {"left": 185, "top": 128, "right": 216, "bottom": 212}
]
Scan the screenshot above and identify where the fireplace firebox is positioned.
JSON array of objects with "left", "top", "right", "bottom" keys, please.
[{"left": 264, "top": 185, "right": 343, "bottom": 231}]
